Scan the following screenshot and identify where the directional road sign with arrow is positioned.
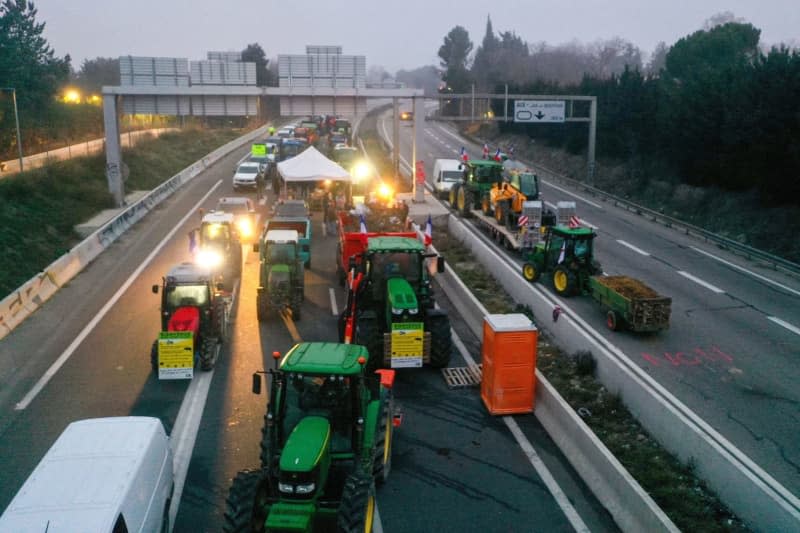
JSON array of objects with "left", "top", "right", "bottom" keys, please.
[{"left": 513, "top": 100, "right": 566, "bottom": 123}]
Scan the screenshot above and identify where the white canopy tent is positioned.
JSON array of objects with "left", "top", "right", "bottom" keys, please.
[{"left": 277, "top": 146, "right": 351, "bottom": 182}]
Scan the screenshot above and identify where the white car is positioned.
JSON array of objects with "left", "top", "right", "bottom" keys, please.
[
  {"left": 277, "top": 127, "right": 294, "bottom": 138},
  {"left": 0, "top": 417, "right": 173, "bottom": 533},
  {"left": 433, "top": 158, "right": 464, "bottom": 198},
  {"left": 233, "top": 161, "right": 261, "bottom": 190}
]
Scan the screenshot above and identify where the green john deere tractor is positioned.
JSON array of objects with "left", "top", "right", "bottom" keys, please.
[
  {"left": 448, "top": 159, "right": 504, "bottom": 217},
  {"left": 521, "top": 225, "right": 602, "bottom": 296},
  {"left": 223, "top": 342, "right": 396, "bottom": 533},
  {"left": 254, "top": 229, "right": 305, "bottom": 321},
  {"left": 340, "top": 236, "right": 452, "bottom": 370}
]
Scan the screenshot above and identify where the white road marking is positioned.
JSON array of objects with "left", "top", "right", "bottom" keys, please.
[
  {"left": 576, "top": 218, "right": 598, "bottom": 229},
  {"left": 543, "top": 181, "right": 604, "bottom": 209},
  {"left": 767, "top": 316, "right": 800, "bottom": 337},
  {"left": 329, "top": 288, "right": 339, "bottom": 316},
  {"left": 690, "top": 246, "right": 800, "bottom": 298},
  {"left": 15, "top": 180, "right": 224, "bottom": 410},
  {"left": 617, "top": 240, "right": 651, "bottom": 256},
  {"left": 450, "top": 323, "right": 589, "bottom": 532},
  {"left": 545, "top": 201, "right": 557, "bottom": 211},
  {"left": 169, "top": 277, "right": 240, "bottom": 531},
  {"left": 677, "top": 271, "right": 725, "bottom": 294}
]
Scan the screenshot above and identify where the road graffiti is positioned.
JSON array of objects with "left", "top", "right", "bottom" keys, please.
[{"left": 642, "top": 346, "right": 734, "bottom": 367}]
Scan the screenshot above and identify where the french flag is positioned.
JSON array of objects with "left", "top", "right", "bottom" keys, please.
[
  {"left": 359, "top": 214, "right": 368, "bottom": 234},
  {"left": 460, "top": 146, "right": 469, "bottom": 162},
  {"left": 494, "top": 148, "right": 502, "bottom": 161},
  {"left": 424, "top": 215, "right": 433, "bottom": 246}
]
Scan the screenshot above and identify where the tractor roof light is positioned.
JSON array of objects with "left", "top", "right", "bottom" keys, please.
[
  {"left": 377, "top": 183, "right": 393, "bottom": 201},
  {"left": 352, "top": 161, "right": 372, "bottom": 183}
]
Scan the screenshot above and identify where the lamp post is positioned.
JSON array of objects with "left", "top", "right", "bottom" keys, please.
[{"left": 1, "top": 88, "right": 24, "bottom": 172}]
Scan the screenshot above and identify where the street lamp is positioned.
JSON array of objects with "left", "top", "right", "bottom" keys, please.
[{"left": 1, "top": 88, "right": 24, "bottom": 172}]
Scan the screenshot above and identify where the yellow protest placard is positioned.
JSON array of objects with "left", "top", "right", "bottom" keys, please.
[
  {"left": 157, "top": 331, "right": 194, "bottom": 380},
  {"left": 251, "top": 143, "right": 267, "bottom": 157},
  {"left": 390, "top": 322, "right": 423, "bottom": 368}
]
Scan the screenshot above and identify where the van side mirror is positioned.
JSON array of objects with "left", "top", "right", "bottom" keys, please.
[
  {"left": 437, "top": 256, "right": 445, "bottom": 273},
  {"left": 252, "top": 373, "right": 262, "bottom": 395},
  {"left": 152, "top": 285, "right": 159, "bottom": 294}
]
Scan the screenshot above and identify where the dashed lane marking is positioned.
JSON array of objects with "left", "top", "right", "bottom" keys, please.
[
  {"left": 677, "top": 270, "right": 725, "bottom": 294},
  {"left": 617, "top": 240, "right": 651, "bottom": 256},
  {"left": 690, "top": 246, "right": 800, "bottom": 298},
  {"left": 767, "top": 316, "right": 800, "bottom": 337}
]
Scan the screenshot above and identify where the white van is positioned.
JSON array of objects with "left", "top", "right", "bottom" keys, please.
[
  {"left": 432, "top": 159, "right": 464, "bottom": 199},
  {"left": 0, "top": 417, "right": 174, "bottom": 533}
]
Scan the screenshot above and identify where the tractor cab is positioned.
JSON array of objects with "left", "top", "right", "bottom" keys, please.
[
  {"left": 522, "top": 225, "right": 602, "bottom": 296},
  {"left": 362, "top": 237, "right": 430, "bottom": 317},
  {"left": 153, "top": 262, "right": 215, "bottom": 331},
  {"left": 196, "top": 211, "right": 242, "bottom": 291}
]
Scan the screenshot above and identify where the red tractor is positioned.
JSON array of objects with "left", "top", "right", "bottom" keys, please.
[{"left": 151, "top": 262, "right": 228, "bottom": 373}]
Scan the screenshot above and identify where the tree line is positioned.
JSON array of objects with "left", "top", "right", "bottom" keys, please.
[{"left": 437, "top": 15, "right": 800, "bottom": 206}]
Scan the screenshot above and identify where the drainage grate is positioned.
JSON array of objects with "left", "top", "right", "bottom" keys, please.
[{"left": 441, "top": 364, "right": 482, "bottom": 389}]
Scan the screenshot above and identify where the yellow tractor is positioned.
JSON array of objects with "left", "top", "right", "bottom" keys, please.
[{"left": 481, "top": 162, "right": 540, "bottom": 229}]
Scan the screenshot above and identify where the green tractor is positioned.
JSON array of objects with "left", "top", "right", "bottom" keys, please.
[
  {"left": 223, "top": 342, "right": 396, "bottom": 532},
  {"left": 254, "top": 229, "right": 305, "bottom": 322},
  {"left": 340, "top": 236, "right": 452, "bottom": 370},
  {"left": 448, "top": 159, "right": 504, "bottom": 217},
  {"left": 521, "top": 225, "right": 602, "bottom": 296}
]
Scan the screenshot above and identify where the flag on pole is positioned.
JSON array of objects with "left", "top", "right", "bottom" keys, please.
[
  {"left": 568, "top": 215, "right": 581, "bottom": 228},
  {"left": 494, "top": 148, "right": 502, "bottom": 162},
  {"left": 359, "top": 214, "right": 368, "bottom": 234},
  {"left": 460, "top": 146, "right": 469, "bottom": 162},
  {"left": 424, "top": 215, "right": 433, "bottom": 246},
  {"left": 557, "top": 241, "right": 566, "bottom": 264},
  {"left": 482, "top": 143, "right": 489, "bottom": 159}
]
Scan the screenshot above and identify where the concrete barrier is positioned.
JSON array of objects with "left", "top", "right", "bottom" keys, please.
[
  {"left": 444, "top": 213, "right": 800, "bottom": 531},
  {"left": 0, "top": 125, "right": 268, "bottom": 341}
]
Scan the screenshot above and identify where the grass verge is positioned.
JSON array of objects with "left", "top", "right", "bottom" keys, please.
[{"left": 0, "top": 127, "right": 243, "bottom": 297}]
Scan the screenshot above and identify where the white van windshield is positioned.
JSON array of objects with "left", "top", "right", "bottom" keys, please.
[{"left": 442, "top": 171, "right": 462, "bottom": 182}]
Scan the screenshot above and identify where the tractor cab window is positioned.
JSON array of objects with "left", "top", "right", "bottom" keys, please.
[
  {"left": 574, "top": 238, "right": 591, "bottom": 259},
  {"left": 166, "top": 284, "right": 209, "bottom": 308},
  {"left": 287, "top": 374, "right": 355, "bottom": 452},
  {"left": 202, "top": 223, "right": 230, "bottom": 245},
  {"left": 268, "top": 243, "right": 296, "bottom": 263},
  {"left": 519, "top": 174, "right": 538, "bottom": 197},
  {"left": 371, "top": 252, "right": 419, "bottom": 283}
]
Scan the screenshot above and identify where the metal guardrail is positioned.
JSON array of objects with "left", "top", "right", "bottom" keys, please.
[{"left": 458, "top": 130, "right": 800, "bottom": 278}]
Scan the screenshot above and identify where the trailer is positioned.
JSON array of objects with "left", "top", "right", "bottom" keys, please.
[
  {"left": 589, "top": 276, "right": 671, "bottom": 332},
  {"left": 335, "top": 208, "right": 415, "bottom": 286}
]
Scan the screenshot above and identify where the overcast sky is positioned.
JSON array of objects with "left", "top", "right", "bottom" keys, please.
[{"left": 34, "top": 0, "right": 800, "bottom": 74}]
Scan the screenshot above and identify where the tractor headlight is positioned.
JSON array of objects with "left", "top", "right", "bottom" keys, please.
[
  {"left": 278, "top": 482, "right": 294, "bottom": 494},
  {"left": 237, "top": 219, "right": 253, "bottom": 237},
  {"left": 196, "top": 249, "right": 223, "bottom": 268},
  {"left": 408, "top": 307, "right": 418, "bottom": 315},
  {"left": 392, "top": 307, "right": 403, "bottom": 315},
  {"left": 295, "top": 482, "right": 315, "bottom": 494}
]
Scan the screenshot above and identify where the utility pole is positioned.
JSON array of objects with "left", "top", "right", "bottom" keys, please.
[{"left": 2, "top": 88, "right": 24, "bottom": 172}]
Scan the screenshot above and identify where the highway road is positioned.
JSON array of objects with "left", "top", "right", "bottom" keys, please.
[
  {"left": 0, "top": 129, "right": 617, "bottom": 531},
  {"left": 379, "top": 110, "right": 800, "bottom": 499}
]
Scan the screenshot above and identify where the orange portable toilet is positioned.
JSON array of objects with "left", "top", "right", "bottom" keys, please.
[{"left": 481, "top": 313, "right": 538, "bottom": 415}]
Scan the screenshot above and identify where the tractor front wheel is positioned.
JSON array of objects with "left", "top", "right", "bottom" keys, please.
[
  {"left": 373, "top": 391, "right": 394, "bottom": 486},
  {"left": 222, "top": 469, "right": 270, "bottom": 533},
  {"left": 200, "top": 337, "right": 217, "bottom": 371},
  {"left": 256, "top": 292, "right": 268, "bottom": 322},
  {"left": 150, "top": 340, "right": 159, "bottom": 372},
  {"left": 427, "top": 311, "right": 452, "bottom": 368},
  {"left": 553, "top": 267, "right": 577, "bottom": 296},
  {"left": 522, "top": 262, "right": 541, "bottom": 283},
  {"left": 449, "top": 184, "right": 459, "bottom": 208},
  {"left": 336, "top": 474, "right": 376, "bottom": 533}
]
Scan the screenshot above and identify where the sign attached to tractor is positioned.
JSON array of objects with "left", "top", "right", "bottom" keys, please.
[
  {"left": 390, "top": 322, "right": 423, "bottom": 368},
  {"left": 514, "top": 101, "right": 565, "bottom": 123},
  {"left": 251, "top": 143, "right": 267, "bottom": 157},
  {"left": 157, "top": 331, "right": 194, "bottom": 380}
]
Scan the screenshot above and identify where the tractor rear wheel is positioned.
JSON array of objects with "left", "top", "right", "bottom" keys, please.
[
  {"left": 336, "top": 474, "right": 375, "bottom": 533},
  {"left": 522, "top": 262, "right": 541, "bottom": 283},
  {"left": 373, "top": 392, "right": 394, "bottom": 486},
  {"left": 200, "top": 337, "right": 217, "bottom": 371},
  {"left": 212, "top": 298, "right": 226, "bottom": 339},
  {"left": 553, "top": 267, "right": 577, "bottom": 296},
  {"left": 449, "top": 184, "right": 459, "bottom": 207},
  {"left": 256, "top": 293, "right": 268, "bottom": 322},
  {"left": 150, "top": 340, "right": 159, "bottom": 372},
  {"left": 222, "top": 469, "right": 270, "bottom": 533},
  {"left": 427, "top": 311, "right": 452, "bottom": 368},
  {"left": 481, "top": 195, "right": 491, "bottom": 215},
  {"left": 259, "top": 419, "right": 274, "bottom": 471},
  {"left": 355, "top": 316, "right": 382, "bottom": 372},
  {"left": 606, "top": 310, "right": 621, "bottom": 331}
]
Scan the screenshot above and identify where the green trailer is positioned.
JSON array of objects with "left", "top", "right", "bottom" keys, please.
[{"left": 589, "top": 276, "right": 671, "bottom": 332}]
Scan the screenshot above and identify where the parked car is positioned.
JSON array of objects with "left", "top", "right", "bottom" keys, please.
[
  {"left": 233, "top": 161, "right": 261, "bottom": 191},
  {"left": 277, "top": 126, "right": 293, "bottom": 138}
]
